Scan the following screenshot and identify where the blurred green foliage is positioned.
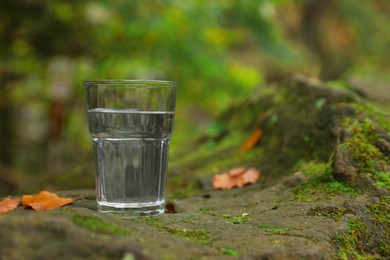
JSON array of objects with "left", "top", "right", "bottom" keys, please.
[{"left": 0, "top": 0, "right": 389, "bottom": 189}]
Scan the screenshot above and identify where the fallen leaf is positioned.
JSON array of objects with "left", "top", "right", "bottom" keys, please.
[
  {"left": 0, "top": 197, "right": 20, "bottom": 215},
  {"left": 228, "top": 167, "right": 246, "bottom": 177},
  {"left": 240, "top": 129, "right": 263, "bottom": 151},
  {"left": 241, "top": 168, "right": 260, "bottom": 185},
  {"left": 22, "top": 191, "right": 74, "bottom": 211},
  {"left": 165, "top": 202, "right": 177, "bottom": 214},
  {"left": 212, "top": 167, "right": 261, "bottom": 190},
  {"left": 213, "top": 173, "right": 235, "bottom": 190}
]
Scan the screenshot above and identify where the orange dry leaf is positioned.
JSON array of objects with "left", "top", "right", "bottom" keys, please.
[
  {"left": 241, "top": 168, "right": 260, "bottom": 184},
  {"left": 240, "top": 129, "right": 263, "bottom": 151},
  {"left": 0, "top": 197, "right": 20, "bottom": 215},
  {"left": 228, "top": 167, "right": 246, "bottom": 177},
  {"left": 212, "top": 167, "right": 260, "bottom": 190},
  {"left": 22, "top": 191, "right": 74, "bottom": 211}
]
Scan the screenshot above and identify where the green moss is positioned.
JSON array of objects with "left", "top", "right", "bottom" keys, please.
[
  {"left": 374, "top": 171, "right": 390, "bottom": 189},
  {"left": 335, "top": 197, "right": 390, "bottom": 259},
  {"left": 223, "top": 213, "right": 251, "bottom": 224},
  {"left": 72, "top": 214, "right": 131, "bottom": 235},
  {"left": 343, "top": 119, "right": 382, "bottom": 162},
  {"left": 307, "top": 206, "right": 350, "bottom": 221},
  {"left": 198, "top": 207, "right": 213, "bottom": 214},
  {"left": 315, "top": 98, "right": 327, "bottom": 110},
  {"left": 169, "top": 228, "right": 209, "bottom": 245},
  {"left": 291, "top": 163, "right": 359, "bottom": 202},
  {"left": 342, "top": 117, "right": 390, "bottom": 190},
  {"left": 143, "top": 216, "right": 161, "bottom": 224},
  {"left": 301, "top": 162, "right": 329, "bottom": 177},
  {"left": 141, "top": 217, "right": 210, "bottom": 245},
  {"left": 379, "top": 242, "right": 390, "bottom": 257},
  {"left": 335, "top": 218, "right": 381, "bottom": 260},
  {"left": 366, "top": 196, "right": 390, "bottom": 224},
  {"left": 221, "top": 248, "right": 239, "bottom": 256},
  {"left": 326, "top": 80, "right": 354, "bottom": 91},
  {"left": 336, "top": 218, "right": 389, "bottom": 259},
  {"left": 258, "top": 224, "right": 296, "bottom": 235},
  {"left": 357, "top": 103, "right": 390, "bottom": 134},
  {"left": 366, "top": 197, "right": 390, "bottom": 256}
]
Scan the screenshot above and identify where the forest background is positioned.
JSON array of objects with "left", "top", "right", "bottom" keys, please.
[{"left": 1, "top": 0, "right": 389, "bottom": 194}]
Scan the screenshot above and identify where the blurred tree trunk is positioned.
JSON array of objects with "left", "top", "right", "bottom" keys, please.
[
  {"left": 0, "top": 83, "right": 12, "bottom": 165},
  {"left": 0, "top": 1, "right": 22, "bottom": 166},
  {"left": 300, "top": 0, "right": 353, "bottom": 79},
  {"left": 0, "top": 78, "right": 13, "bottom": 166}
]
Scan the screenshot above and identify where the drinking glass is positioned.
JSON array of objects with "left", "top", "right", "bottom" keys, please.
[{"left": 84, "top": 80, "right": 176, "bottom": 216}]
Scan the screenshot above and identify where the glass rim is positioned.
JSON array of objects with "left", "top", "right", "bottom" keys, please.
[{"left": 84, "top": 79, "right": 177, "bottom": 87}]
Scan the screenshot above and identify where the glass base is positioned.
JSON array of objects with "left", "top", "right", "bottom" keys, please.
[{"left": 97, "top": 200, "right": 165, "bottom": 216}]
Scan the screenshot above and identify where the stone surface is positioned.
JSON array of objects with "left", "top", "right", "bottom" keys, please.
[
  {"left": 332, "top": 146, "right": 357, "bottom": 182},
  {"left": 348, "top": 77, "right": 390, "bottom": 102},
  {"left": 0, "top": 183, "right": 355, "bottom": 259},
  {"left": 1, "top": 76, "right": 389, "bottom": 259}
]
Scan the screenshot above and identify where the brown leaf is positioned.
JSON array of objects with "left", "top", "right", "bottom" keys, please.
[
  {"left": 165, "top": 202, "right": 177, "bottom": 214},
  {"left": 213, "top": 172, "right": 235, "bottom": 190},
  {"left": 22, "top": 191, "right": 74, "bottom": 211},
  {"left": 228, "top": 167, "right": 246, "bottom": 177},
  {"left": 240, "top": 129, "right": 263, "bottom": 151},
  {"left": 212, "top": 167, "right": 261, "bottom": 190},
  {"left": 242, "top": 168, "right": 260, "bottom": 185},
  {"left": 0, "top": 197, "right": 20, "bottom": 215}
]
